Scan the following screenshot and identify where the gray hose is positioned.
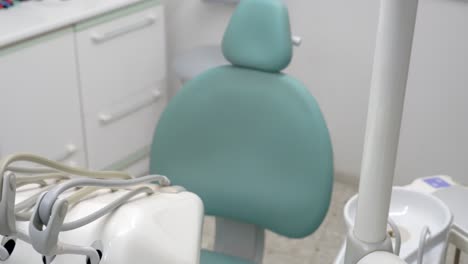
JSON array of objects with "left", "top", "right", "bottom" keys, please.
[
  {"left": 15, "top": 211, "right": 32, "bottom": 222},
  {"left": 39, "top": 175, "right": 170, "bottom": 224},
  {"left": 388, "top": 218, "right": 401, "bottom": 256},
  {"left": 15, "top": 181, "right": 47, "bottom": 189},
  {"left": 1, "top": 153, "right": 131, "bottom": 200},
  {"left": 15, "top": 181, "right": 69, "bottom": 221},
  {"left": 61, "top": 186, "right": 153, "bottom": 231},
  {"left": 16, "top": 185, "right": 56, "bottom": 212},
  {"left": 7, "top": 166, "right": 57, "bottom": 174},
  {"left": 15, "top": 173, "right": 70, "bottom": 184},
  {"left": 417, "top": 226, "right": 431, "bottom": 264}
]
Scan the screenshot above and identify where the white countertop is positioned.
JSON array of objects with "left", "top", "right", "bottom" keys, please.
[{"left": 0, "top": 0, "right": 151, "bottom": 48}]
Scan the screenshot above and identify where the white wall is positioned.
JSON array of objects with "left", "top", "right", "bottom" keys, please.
[
  {"left": 162, "top": 0, "right": 468, "bottom": 185},
  {"left": 396, "top": 0, "right": 468, "bottom": 184}
]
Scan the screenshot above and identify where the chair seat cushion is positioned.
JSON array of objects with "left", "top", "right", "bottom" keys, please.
[
  {"left": 151, "top": 65, "right": 333, "bottom": 238},
  {"left": 201, "top": 250, "right": 254, "bottom": 264}
]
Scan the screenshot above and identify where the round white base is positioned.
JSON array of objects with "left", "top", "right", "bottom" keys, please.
[{"left": 335, "top": 188, "right": 453, "bottom": 264}]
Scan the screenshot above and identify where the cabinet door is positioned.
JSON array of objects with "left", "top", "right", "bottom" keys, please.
[
  {"left": 75, "top": 2, "right": 167, "bottom": 171},
  {"left": 0, "top": 28, "right": 87, "bottom": 167}
]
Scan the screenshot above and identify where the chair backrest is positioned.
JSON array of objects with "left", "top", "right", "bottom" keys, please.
[{"left": 150, "top": 0, "right": 333, "bottom": 238}]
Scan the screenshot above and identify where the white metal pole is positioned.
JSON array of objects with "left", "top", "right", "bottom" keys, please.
[{"left": 353, "top": 0, "right": 419, "bottom": 245}]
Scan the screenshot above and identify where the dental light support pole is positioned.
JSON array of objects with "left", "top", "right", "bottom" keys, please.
[{"left": 344, "top": 0, "right": 419, "bottom": 262}]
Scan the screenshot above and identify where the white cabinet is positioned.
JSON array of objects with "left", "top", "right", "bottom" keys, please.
[
  {"left": 0, "top": 1, "right": 167, "bottom": 175},
  {"left": 76, "top": 4, "right": 167, "bottom": 170},
  {"left": 0, "top": 28, "right": 87, "bottom": 167},
  {"left": 76, "top": 4, "right": 166, "bottom": 116}
]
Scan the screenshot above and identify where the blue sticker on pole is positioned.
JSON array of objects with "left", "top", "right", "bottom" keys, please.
[{"left": 423, "top": 177, "right": 451, "bottom": 189}]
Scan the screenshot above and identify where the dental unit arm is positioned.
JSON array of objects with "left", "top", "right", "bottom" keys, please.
[
  {"left": 344, "top": 0, "right": 419, "bottom": 262},
  {"left": 0, "top": 153, "right": 136, "bottom": 260},
  {"left": 28, "top": 175, "right": 170, "bottom": 264},
  {"left": 0, "top": 153, "right": 202, "bottom": 264}
]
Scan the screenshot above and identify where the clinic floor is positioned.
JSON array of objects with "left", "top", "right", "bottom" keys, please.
[{"left": 201, "top": 178, "right": 467, "bottom": 264}]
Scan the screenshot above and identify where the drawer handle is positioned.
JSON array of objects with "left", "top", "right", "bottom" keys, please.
[
  {"left": 91, "top": 14, "right": 158, "bottom": 44},
  {"left": 292, "top": 35, "right": 302, "bottom": 47},
  {"left": 54, "top": 144, "right": 78, "bottom": 162},
  {"left": 98, "top": 90, "right": 162, "bottom": 125}
]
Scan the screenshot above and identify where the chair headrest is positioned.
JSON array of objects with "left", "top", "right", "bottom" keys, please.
[{"left": 222, "top": 0, "right": 293, "bottom": 73}]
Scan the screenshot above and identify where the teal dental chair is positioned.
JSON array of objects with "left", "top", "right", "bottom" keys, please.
[{"left": 150, "top": 0, "right": 334, "bottom": 263}]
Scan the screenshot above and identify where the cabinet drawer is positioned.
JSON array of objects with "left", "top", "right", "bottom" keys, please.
[
  {"left": 0, "top": 28, "right": 86, "bottom": 168},
  {"left": 75, "top": 3, "right": 167, "bottom": 116},
  {"left": 84, "top": 87, "right": 166, "bottom": 170}
]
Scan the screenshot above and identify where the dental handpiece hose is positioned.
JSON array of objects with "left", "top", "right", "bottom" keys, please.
[{"left": 345, "top": 0, "right": 419, "bottom": 262}]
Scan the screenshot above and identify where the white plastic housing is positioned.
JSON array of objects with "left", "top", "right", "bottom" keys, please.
[{"left": 6, "top": 186, "right": 204, "bottom": 264}]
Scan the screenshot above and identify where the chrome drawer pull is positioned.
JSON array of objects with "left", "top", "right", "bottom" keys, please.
[
  {"left": 98, "top": 90, "right": 162, "bottom": 125},
  {"left": 292, "top": 35, "right": 302, "bottom": 47},
  {"left": 91, "top": 14, "right": 158, "bottom": 44},
  {"left": 54, "top": 144, "right": 78, "bottom": 162}
]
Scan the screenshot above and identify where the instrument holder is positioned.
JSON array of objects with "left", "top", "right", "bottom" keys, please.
[{"left": 29, "top": 175, "right": 172, "bottom": 264}]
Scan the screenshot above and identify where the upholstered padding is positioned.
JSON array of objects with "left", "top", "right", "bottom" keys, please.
[
  {"left": 222, "top": 0, "right": 293, "bottom": 73},
  {"left": 150, "top": 66, "right": 333, "bottom": 238},
  {"left": 201, "top": 250, "right": 254, "bottom": 264}
]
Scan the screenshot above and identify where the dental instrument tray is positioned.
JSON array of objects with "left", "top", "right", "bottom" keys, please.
[{"left": 0, "top": 153, "right": 203, "bottom": 264}]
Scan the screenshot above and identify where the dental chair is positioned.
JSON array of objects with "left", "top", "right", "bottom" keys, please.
[{"left": 150, "top": 0, "right": 334, "bottom": 263}]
